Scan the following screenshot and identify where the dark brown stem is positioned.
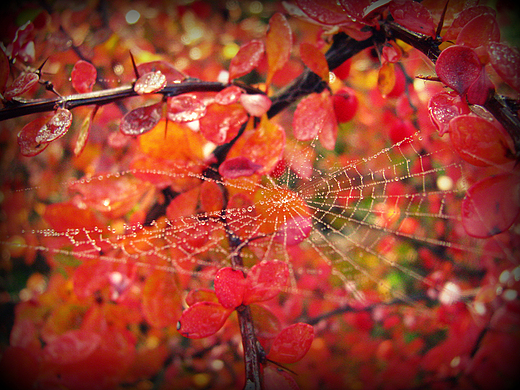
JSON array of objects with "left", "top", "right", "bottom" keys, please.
[
  {"left": 227, "top": 223, "right": 264, "bottom": 389},
  {"left": 236, "top": 304, "right": 264, "bottom": 390}
]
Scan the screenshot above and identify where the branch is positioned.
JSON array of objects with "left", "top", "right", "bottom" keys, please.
[
  {"left": 267, "top": 32, "right": 374, "bottom": 118},
  {"left": 385, "top": 20, "right": 520, "bottom": 158}
]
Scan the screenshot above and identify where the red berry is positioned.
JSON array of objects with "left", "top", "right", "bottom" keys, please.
[{"left": 333, "top": 87, "right": 358, "bottom": 123}]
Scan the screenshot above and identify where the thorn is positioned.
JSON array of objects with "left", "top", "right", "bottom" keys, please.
[
  {"left": 436, "top": 0, "right": 450, "bottom": 39},
  {"left": 36, "top": 58, "right": 49, "bottom": 76},
  {"left": 129, "top": 51, "right": 140, "bottom": 80}
]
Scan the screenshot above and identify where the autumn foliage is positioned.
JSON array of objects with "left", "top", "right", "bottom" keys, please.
[{"left": 1, "top": 1, "right": 520, "bottom": 390}]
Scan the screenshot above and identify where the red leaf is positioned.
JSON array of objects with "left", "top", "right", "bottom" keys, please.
[
  {"left": 428, "top": 91, "right": 470, "bottom": 136},
  {"left": 229, "top": 39, "right": 265, "bottom": 80},
  {"left": 266, "top": 13, "right": 292, "bottom": 87},
  {"left": 462, "top": 174, "right": 520, "bottom": 238},
  {"left": 214, "top": 267, "right": 246, "bottom": 309},
  {"left": 17, "top": 115, "right": 51, "bottom": 156},
  {"left": 263, "top": 365, "right": 300, "bottom": 390},
  {"left": 267, "top": 323, "right": 314, "bottom": 364},
  {"left": 120, "top": 102, "right": 163, "bottom": 136},
  {"left": 436, "top": 45, "right": 482, "bottom": 96},
  {"left": 137, "top": 60, "right": 185, "bottom": 83},
  {"left": 243, "top": 260, "right": 289, "bottom": 305},
  {"left": 199, "top": 102, "right": 248, "bottom": 145},
  {"left": 488, "top": 42, "right": 520, "bottom": 93},
  {"left": 239, "top": 93, "right": 272, "bottom": 117},
  {"left": 388, "top": 0, "right": 436, "bottom": 38},
  {"left": 215, "top": 85, "right": 243, "bottom": 105},
  {"left": 293, "top": 91, "right": 338, "bottom": 150},
  {"left": 465, "top": 66, "right": 495, "bottom": 106},
  {"left": 443, "top": 6, "right": 496, "bottom": 42},
  {"left": 167, "top": 93, "right": 206, "bottom": 122},
  {"left": 4, "top": 72, "right": 39, "bottom": 99},
  {"left": 219, "top": 156, "right": 263, "bottom": 179},
  {"left": 71, "top": 60, "right": 97, "bottom": 93},
  {"left": 177, "top": 301, "right": 231, "bottom": 339},
  {"left": 299, "top": 42, "right": 329, "bottom": 80},
  {"left": 134, "top": 70, "right": 166, "bottom": 94},
  {"left": 35, "top": 107, "right": 73, "bottom": 143},
  {"left": 456, "top": 13, "right": 500, "bottom": 48},
  {"left": 448, "top": 113, "right": 514, "bottom": 167},
  {"left": 295, "top": 0, "right": 356, "bottom": 25}
]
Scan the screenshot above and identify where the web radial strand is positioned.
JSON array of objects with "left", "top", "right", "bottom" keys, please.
[{"left": 2, "top": 130, "right": 511, "bottom": 304}]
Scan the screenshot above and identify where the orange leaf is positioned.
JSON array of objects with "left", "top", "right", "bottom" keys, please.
[
  {"left": 300, "top": 42, "right": 329, "bottom": 81},
  {"left": 143, "top": 270, "right": 183, "bottom": 328},
  {"left": 227, "top": 116, "right": 285, "bottom": 175},
  {"left": 138, "top": 119, "right": 205, "bottom": 162},
  {"left": 265, "top": 13, "right": 292, "bottom": 87},
  {"left": 378, "top": 62, "right": 396, "bottom": 97}
]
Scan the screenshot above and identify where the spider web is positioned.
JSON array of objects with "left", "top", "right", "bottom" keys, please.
[{"left": 2, "top": 127, "right": 512, "bottom": 309}]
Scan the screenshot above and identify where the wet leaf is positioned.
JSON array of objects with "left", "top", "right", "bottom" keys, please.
[
  {"left": 214, "top": 267, "right": 246, "bottom": 309},
  {"left": 4, "top": 72, "right": 39, "bottom": 99},
  {"left": 137, "top": 60, "right": 185, "bottom": 83},
  {"left": 462, "top": 174, "right": 520, "bottom": 238},
  {"left": 120, "top": 102, "right": 163, "bottom": 136},
  {"left": 134, "top": 70, "right": 166, "bottom": 94},
  {"left": 229, "top": 39, "right": 265, "bottom": 80},
  {"left": 488, "top": 42, "right": 520, "bottom": 93},
  {"left": 199, "top": 102, "right": 248, "bottom": 145},
  {"left": 456, "top": 13, "right": 500, "bottom": 48},
  {"left": 388, "top": 0, "right": 436, "bottom": 38},
  {"left": 243, "top": 260, "right": 289, "bottom": 304},
  {"left": 293, "top": 91, "right": 338, "bottom": 150},
  {"left": 71, "top": 60, "right": 97, "bottom": 93},
  {"left": 239, "top": 94, "right": 272, "bottom": 117},
  {"left": 295, "top": 0, "right": 356, "bottom": 25},
  {"left": 177, "top": 302, "right": 231, "bottom": 339},
  {"left": 35, "top": 108, "right": 73, "bottom": 143},
  {"left": 215, "top": 85, "right": 243, "bottom": 105},
  {"left": 428, "top": 91, "right": 470, "bottom": 136},
  {"left": 167, "top": 93, "right": 206, "bottom": 122},
  {"left": 436, "top": 45, "right": 482, "bottom": 96},
  {"left": 17, "top": 115, "right": 52, "bottom": 156},
  {"left": 443, "top": 6, "right": 496, "bottom": 42}
]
